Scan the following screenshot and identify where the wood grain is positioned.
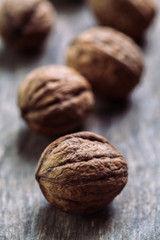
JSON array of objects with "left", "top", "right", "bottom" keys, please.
[{"left": 0, "top": 0, "right": 160, "bottom": 239}]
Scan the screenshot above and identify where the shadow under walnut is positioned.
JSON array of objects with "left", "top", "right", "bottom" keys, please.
[{"left": 33, "top": 202, "right": 115, "bottom": 239}]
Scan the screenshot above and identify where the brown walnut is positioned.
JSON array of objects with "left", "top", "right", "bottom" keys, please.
[
  {"left": 35, "top": 131, "right": 128, "bottom": 215},
  {"left": 18, "top": 65, "right": 94, "bottom": 136},
  {"left": 0, "top": 0, "right": 55, "bottom": 50},
  {"left": 66, "top": 27, "right": 144, "bottom": 99},
  {"left": 88, "top": 0, "right": 156, "bottom": 40}
]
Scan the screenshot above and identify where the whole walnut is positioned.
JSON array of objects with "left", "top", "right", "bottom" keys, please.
[
  {"left": 0, "top": 0, "right": 55, "bottom": 50},
  {"left": 66, "top": 27, "right": 144, "bottom": 99},
  {"left": 18, "top": 65, "right": 94, "bottom": 136},
  {"left": 35, "top": 131, "right": 128, "bottom": 215},
  {"left": 88, "top": 0, "right": 156, "bottom": 40}
]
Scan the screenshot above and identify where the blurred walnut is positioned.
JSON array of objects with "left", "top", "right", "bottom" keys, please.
[
  {"left": 0, "top": 0, "right": 55, "bottom": 50},
  {"left": 88, "top": 0, "right": 156, "bottom": 40},
  {"left": 35, "top": 131, "right": 128, "bottom": 215},
  {"left": 18, "top": 65, "right": 94, "bottom": 136},
  {"left": 66, "top": 27, "right": 144, "bottom": 99}
]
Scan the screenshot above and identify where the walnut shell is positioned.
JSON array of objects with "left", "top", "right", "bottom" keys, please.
[
  {"left": 88, "top": 0, "right": 156, "bottom": 40},
  {"left": 18, "top": 65, "right": 94, "bottom": 136},
  {"left": 66, "top": 27, "right": 144, "bottom": 99},
  {"left": 35, "top": 131, "right": 128, "bottom": 215},
  {"left": 0, "top": 0, "right": 55, "bottom": 50}
]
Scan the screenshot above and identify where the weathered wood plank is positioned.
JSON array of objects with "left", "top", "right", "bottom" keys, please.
[{"left": 0, "top": 0, "right": 160, "bottom": 239}]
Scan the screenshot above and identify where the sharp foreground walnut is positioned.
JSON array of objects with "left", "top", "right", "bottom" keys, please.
[
  {"left": 0, "top": 0, "right": 55, "bottom": 50},
  {"left": 35, "top": 131, "right": 128, "bottom": 215},
  {"left": 88, "top": 0, "right": 156, "bottom": 40},
  {"left": 66, "top": 27, "right": 144, "bottom": 99},
  {"left": 18, "top": 65, "right": 94, "bottom": 136}
]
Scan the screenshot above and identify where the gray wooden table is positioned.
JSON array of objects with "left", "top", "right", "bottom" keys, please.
[{"left": 0, "top": 0, "right": 160, "bottom": 239}]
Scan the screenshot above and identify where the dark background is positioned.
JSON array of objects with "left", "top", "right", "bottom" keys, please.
[{"left": 0, "top": 0, "right": 160, "bottom": 239}]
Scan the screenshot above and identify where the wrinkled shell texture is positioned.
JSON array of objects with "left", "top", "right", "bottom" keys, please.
[
  {"left": 0, "top": 0, "right": 55, "bottom": 50},
  {"left": 67, "top": 27, "right": 144, "bottom": 99},
  {"left": 88, "top": 0, "right": 156, "bottom": 39},
  {"left": 35, "top": 132, "right": 128, "bottom": 215},
  {"left": 18, "top": 66, "right": 94, "bottom": 136}
]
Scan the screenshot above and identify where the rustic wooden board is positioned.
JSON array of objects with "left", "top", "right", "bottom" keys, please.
[{"left": 0, "top": 0, "right": 160, "bottom": 239}]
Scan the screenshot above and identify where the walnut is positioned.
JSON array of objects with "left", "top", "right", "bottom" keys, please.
[
  {"left": 0, "top": 0, "right": 55, "bottom": 50},
  {"left": 66, "top": 27, "right": 144, "bottom": 99},
  {"left": 18, "top": 65, "right": 94, "bottom": 136},
  {"left": 35, "top": 131, "right": 128, "bottom": 215},
  {"left": 88, "top": 0, "right": 156, "bottom": 40}
]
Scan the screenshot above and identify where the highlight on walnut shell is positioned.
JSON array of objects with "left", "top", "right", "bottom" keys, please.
[
  {"left": 66, "top": 27, "right": 144, "bottom": 99},
  {"left": 88, "top": 0, "right": 157, "bottom": 40},
  {"left": 0, "top": 0, "right": 56, "bottom": 50},
  {"left": 18, "top": 65, "right": 94, "bottom": 136},
  {"left": 35, "top": 131, "right": 128, "bottom": 215}
]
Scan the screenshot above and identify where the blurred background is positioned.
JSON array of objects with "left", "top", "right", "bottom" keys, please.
[{"left": 0, "top": 0, "right": 160, "bottom": 239}]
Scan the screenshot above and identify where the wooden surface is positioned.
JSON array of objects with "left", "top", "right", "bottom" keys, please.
[{"left": 0, "top": 0, "right": 160, "bottom": 239}]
